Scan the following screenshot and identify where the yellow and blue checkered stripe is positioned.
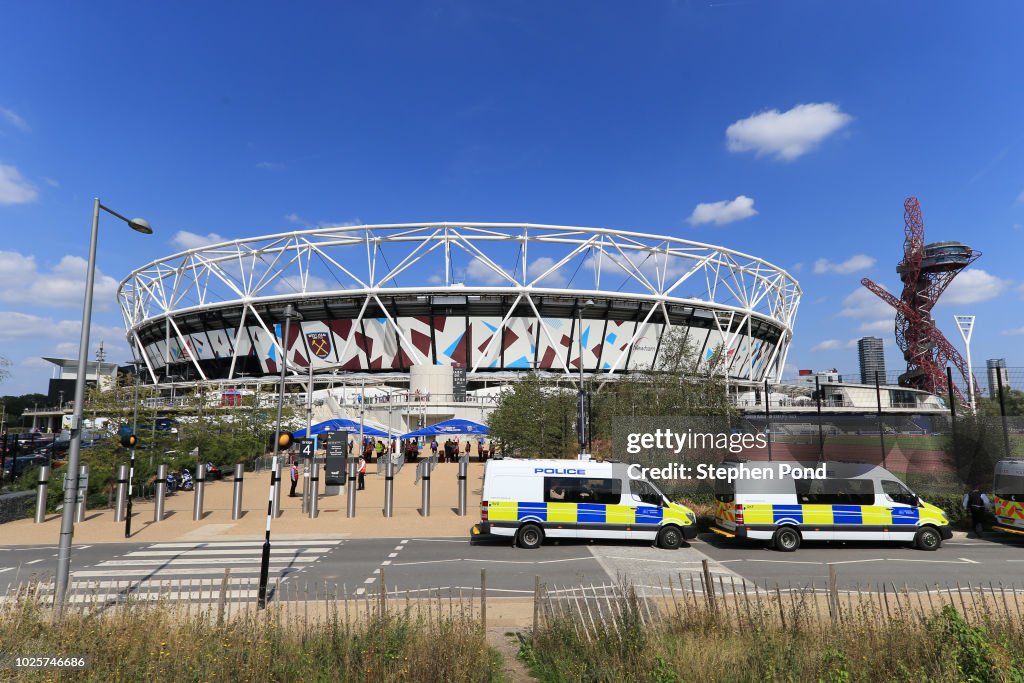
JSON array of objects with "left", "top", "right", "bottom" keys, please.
[
  {"left": 742, "top": 504, "right": 924, "bottom": 526},
  {"left": 487, "top": 501, "right": 682, "bottom": 526}
]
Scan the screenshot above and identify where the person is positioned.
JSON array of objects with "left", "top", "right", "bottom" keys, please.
[
  {"left": 430, "top": 438, "right": 438, "bottom": 460},
  {"left": 465, "top": 439, "right": 472, "bottom": 458},
  {"left": 289, "top": 462, "right": 299, "bottom": 497},
  {"left": 357, "top": 455, "right": 367, "bottom": 490},
  {"left": 478, "top": 436, "right": 487, "bottom": 461},
  {"left": 549, "top": 482, "right": 567, "bottom": 501},
  {"left": 962, "top": 484, "right": 992, "bottom": 537},
  {"left": 375, "top": 440, "right": 385, "bottom": 461}
]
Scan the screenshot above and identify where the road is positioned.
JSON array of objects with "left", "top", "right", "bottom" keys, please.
[{"left": 2, "top": 532, "right": 1023, "bottom": 602}]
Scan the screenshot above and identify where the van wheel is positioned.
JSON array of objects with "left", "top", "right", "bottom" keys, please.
[
  {"left": 773, "top": 526, "right": 801, "bottom": 552},
  {"left": 516, "top": 523, "right": 543, "bottom": 549},
  {"left": 915, "top": 526, "right": 941, "bottom": 551},
  {"left": 657, "top": 526, "right": 683, "bottom": 550}
]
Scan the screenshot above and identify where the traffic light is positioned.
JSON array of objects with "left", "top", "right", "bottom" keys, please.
[
  {"left": 276, "top": 432, "right": 294, "bottom": 450},
  {"left": 120, "top": 433, "right": 137, "bottom": 448}
]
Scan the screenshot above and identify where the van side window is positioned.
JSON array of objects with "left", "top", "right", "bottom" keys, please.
[
  {"left": 543, "top": 477, "right": 578, "bottom": 503},
  {"left": 881, "top": 480, "right": 917, "bottom": 506},
  {"left": 796, "top": 478, "right": 874, "bottom": 505},
  {"left": 544, "top": 477, "right": 621, "bottom": 505},
  {"left": 629, "top": 479, "right": 663, "bottom": 506}
]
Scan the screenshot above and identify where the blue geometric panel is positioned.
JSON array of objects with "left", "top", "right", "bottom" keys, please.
[
  {"left": 832, "top": 505, "right": 862, "bottom": 525},
  {"left": 518, "top": 502, "right": 547, "bottom": 522},
  {"left": 891, "top": 507, "right": 920, "bottom": 525},
  {"left": 635, "top": 506, "right": 663, "bottom": 524},
  {"left": 577, "top": 504, "right": 606, "bottom": 524},
  {"left": 772, "top": 505, "right": 804, "bottom": 524}
]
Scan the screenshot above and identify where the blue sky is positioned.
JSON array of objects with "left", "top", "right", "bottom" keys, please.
[{"left": 0, "top": 1, "right": 1022, "bottom": 394}]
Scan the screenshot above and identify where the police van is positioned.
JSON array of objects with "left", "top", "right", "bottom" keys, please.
[
  {"left": 473, "top": 458, "right": 698, "bottom": 549},
  {"left": 993, "top": 460, "right": 1024, "bottom": 537},
  {"left": 712, "top": 460, "right": 952, "bottom": 551}
]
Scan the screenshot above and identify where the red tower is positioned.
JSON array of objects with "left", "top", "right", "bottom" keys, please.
[{"left": 860, "top": 197, "right": 980, "bottom": 401}]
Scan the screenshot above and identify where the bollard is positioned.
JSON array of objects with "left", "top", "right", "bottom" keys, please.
[
  {"left": 383, "top": 455, "right": 394, "bottom": 518},
  {"left": 421, "top": 461, "right": 431, "bottom": 517},
  {"left": 302, "top": 461, "right": 310, "bottom": 514},
  {"left": 457, "top": 455, "right": 468, "bottom": 516},
  {"left": 193, "top": 463, "right": 206, "bottom": 521},
  {"left": 309, "top": 462, "right": 319, "bottom": 519},
  {"left": 272, "top": 458, "right": 284, "bottom": 518},
  {"left": 74, "top": 465, "right": 88, "bottom": 523},
  {"left": 154, "top": 464, "right": 168, "bottom": 522},
  {"left": 114, "top": 464, "right": 128, "bottom": 522},
  {"left": 35, "top": 465, "right": 50, "bottom": 524},
  {"left": 346, "top": 457, "right": 357, "bottom": 518},
  {"left": 232, "top": 463, "right": 245, "bottom": 520}
]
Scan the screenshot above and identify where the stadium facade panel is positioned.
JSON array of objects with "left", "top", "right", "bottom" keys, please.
[{"left": 117, "top": 223, "right": 801, "bottom": 387}]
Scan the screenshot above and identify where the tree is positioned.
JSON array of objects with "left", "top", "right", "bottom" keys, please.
[
  {"left": 0, "top": 355, "right": 10, "bottom": 385},
  {"left": 977, "top": 390, "right": 1024, "bottom": 418},
  {"left": 488, "top": 329, "right": 734, "bottom": 459},
  {"left": 487, "top": 374, "right": 577, "bottom": 458}
]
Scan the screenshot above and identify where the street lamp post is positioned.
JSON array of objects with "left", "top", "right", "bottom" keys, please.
[
  {"left": 576, "top": 299, "right": 594, "bottom": 457},
  {"left": 54, "top": 198, "right": 152, "bottom": 617}
]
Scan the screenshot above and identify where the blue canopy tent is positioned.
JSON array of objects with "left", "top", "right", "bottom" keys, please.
[
  {"left": 400, "top": 418, "right": 490, "bottom": 440},
  {"left": 293, "top": 418, "right": 393, "bottom": 438}
]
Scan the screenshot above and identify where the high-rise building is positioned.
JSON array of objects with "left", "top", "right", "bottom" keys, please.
[
  {"left": 987, "top": 358, "right": 1010, "bottom": 400},
  {"left": 858, "top": 337, "right": 886, "bottom": 385}
]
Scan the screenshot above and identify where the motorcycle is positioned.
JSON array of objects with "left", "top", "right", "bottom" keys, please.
[
  {"left": 179, "top": 469, "right": 194, "bottom": 492},
  {"left": 165, "top": 471, "right": 178, "bottom": 495}
]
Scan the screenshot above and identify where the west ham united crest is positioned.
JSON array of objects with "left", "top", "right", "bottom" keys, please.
[{"left": 306, "top": 331, "right": 332, "bottom": 359}]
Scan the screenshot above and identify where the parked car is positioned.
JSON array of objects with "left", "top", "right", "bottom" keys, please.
[{"left": 2, "top": 454, "right": 50, "bottom": 478}]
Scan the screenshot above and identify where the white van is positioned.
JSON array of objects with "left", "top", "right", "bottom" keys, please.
[
  {"left": 473, "top": 458, "right": 698, "bottom": 549},
  {"left": 993, "top": 460, "right": 1024, "bottom": 536},
  {"left": 712, "top": 460, "right": 952, "bottom": 551}
]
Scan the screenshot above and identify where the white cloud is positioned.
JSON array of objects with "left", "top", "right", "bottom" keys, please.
[
  {"left": 0, "top": 107, "right": 29, "bottom": 131},
  {"left": 427, "top": 274, "right": 443, "bottom": 285},
  {"left": 256, "top": 161, "right": 285, "bottom": 170},
  {"left": 938, "top": 269, "right": 1010, "bottom": 306},
  {"left": 171, "top": 230, "right": 225, "bottom": 250},
  {"left": 687, "top": 195, "right": 757, "bottom": 226},
  {"left": 726, "top": 102, "right": 852, "bottom": 160},
  {"left": 527, "top": 257, "right": 567, "bottom": 286},
  {"left": 465, "top": 258, "right": 511, "bottom": 285},
  {"left": 0, "top": 163, "right": 38, "bottom": 204},
  {"left": 284, "top": 213, "right": 304, "bottom": 225},
  {"left": 1016, "top": 190, "right": 1024, "bottom": 205},
  {"left": 813, "top": 254, "right": 876, "bottom": 275},
  {"left": 0, "top": 251, "right": 119, "bottom": 310},
  {"left": 0, "top": 310, "right": 123, "bottom": 343},
  {"left": 1001, "top": 327, "right": 1024, "bottom": 337},
  {"left": 811, "top": 339, "right": 843, "bottom": 351},
  {"left": 838, "top": 287, "right": 894, "bottom": 318},
  {"left": 44, "top": 177, "right": 59, "bottom": 188},
  {"left": 273, "top": 274, "right": 331, "bottom": 294},
  {"left": 858, "top": 319, "right": 892, "bottom": 333},
  {"left": 790, "top": 263, "right": 804, "bottom": 273}
]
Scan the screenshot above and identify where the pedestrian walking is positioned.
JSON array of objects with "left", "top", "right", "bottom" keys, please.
[
  {"left": 963, "top": 484, "right": 992, "bottom": 537},
  {"left": 357, "top": 455, "right": 367, "bottom": 490},
  {"left": 465, "top": 439, "right": 472, "bottom": 458},
  {"left": 478, "top": 436, "right": 487, "bottom": 461},
  {"left": 430, "top": 438, "right": 438, "bottom": 459},
  {"left": 289, "top": 462, "right": 299, "bottom": 497}
]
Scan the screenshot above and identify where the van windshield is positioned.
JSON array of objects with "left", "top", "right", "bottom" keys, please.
[{"left": 994, "top": 474, "right": 1024, "bottom": 502}]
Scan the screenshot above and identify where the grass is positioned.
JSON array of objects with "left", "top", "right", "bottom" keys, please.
[
  {"left": 520, "top": 585, "right": 1024, "bottom": 683},
  {"left": 0, "top": 591, "right": 504, "bottom": 682}
]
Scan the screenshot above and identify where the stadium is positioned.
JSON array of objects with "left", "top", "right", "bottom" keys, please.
[{"left": 117, "top": 223, "right": 801, "bottom": 400}]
